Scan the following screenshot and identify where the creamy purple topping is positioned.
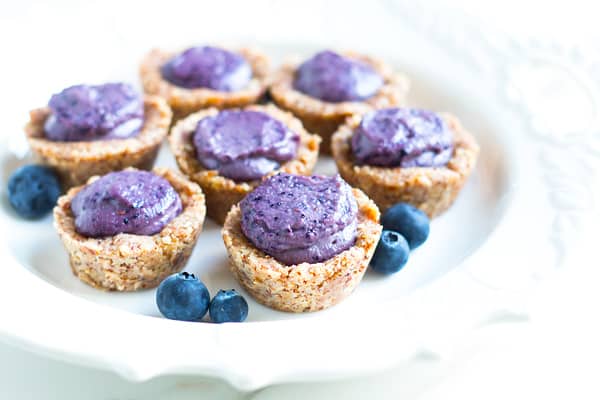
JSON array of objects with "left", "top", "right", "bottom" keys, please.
[
  {"left": 293, "top": 50, "right": 383, "bottom": 103},
  {"left": 351, "top": 108, "right": 454, "bottom": 167},
  {"left": 240, "top": 173, "right": 358, "bottom": 265},
  {"left": 71, "top": 170, "right": 182, "bottom": 237},
  {"left": 44, "top": 83, "right": 144, "bottom": 142},
  {"left": 193, "top": 110, "right": 299, "bottom": 182},
  {"left": 161, "top": 46, "right": 252, "bottom": 91}
]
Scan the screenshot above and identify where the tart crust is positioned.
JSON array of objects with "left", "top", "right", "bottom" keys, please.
[
  {"left": 222, "top": 188, "right": 381, "bottom": 312},
  {"left": 270, "top": 51, "right": 410, "bottom": 154},
  {"left": 331, "top": 112, "right": 480, "bottom": 218},
  {"left": 140, "top": 47, "right": 270, "bottom": 121},
  {"left": 53, "top": 167, "right": 206, "bottom": 291},
  {"left": 25, "top": 95, "right": 172, "bottom": 188},
  {"left": 168, "top": 104, "right": 321, "bottom": 225}
]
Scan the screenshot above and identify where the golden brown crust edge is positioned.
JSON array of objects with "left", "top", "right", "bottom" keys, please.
[
  {"left": 140, "top": 47, "right": 271, "bottom": 121},
  {"left": 269, "top": 51, "right": 410, "bottom": 154},
  {"left": 222, "top": 188, "right": 382, "bottom": 313},
  {"left": 168, "top": 104, "right": 321, "bottom": 224},
  {"left": 53, "top": 167, "right": 206, "bottom": 291},
  {"left": 331, "top": 113, "right": 480, "bottom": 218},
  {"left": 25, "top": 96, "right": 172, "bottom": 189}
]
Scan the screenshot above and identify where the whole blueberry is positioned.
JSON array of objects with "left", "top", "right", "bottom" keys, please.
[
  {"left": 209, "top": 289, "right": 249, "bottom": 323},
  {"left": 156, "top": 272, "right": 210, "bottom": 321},
  {"left": 369, "top": 230, "right": 410, "bottom": 274},
  {"left": 381, "top": 203, "right": 430, "bottom": 249},
  {"left": 7, "top": 165, "right": 61, "bottom": 219}
]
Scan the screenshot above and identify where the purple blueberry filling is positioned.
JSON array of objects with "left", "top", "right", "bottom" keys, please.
[
  {"left": 44, "top": 83, "right": 144, "bottom": 142},
  {"left": 193, "top": 110, "right": 299, "bottom": 182},
  {"left": 351, "top": 108, "right": 454, "bottom": 167},
  {"left": 293, "top": 50, "right": 383, "bottom": 103},
  {"left": 161, "top": 46, "right": 252, "bottom": 91},
  {"left": 71, "top": 170, "right": 182, "bottom": 237},
  {"left": 240, "top": 173, "right": 358, "bottom": 265}
]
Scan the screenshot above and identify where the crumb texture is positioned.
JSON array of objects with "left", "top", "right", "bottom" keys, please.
[
  {"left": 25, "top": 96, "right": 172, "bottom": 188},
  {"left": 222, "top": 188, "right": 382, "bottom": 312},
  {"left": 332, "top": 113, "right": 480, "bottom": 217},
  {"left": 140, "top": 47, "right": 271, "bottom": 121},
  {"left": 53, "top": 167, "right": 206, "bottom": 291}
]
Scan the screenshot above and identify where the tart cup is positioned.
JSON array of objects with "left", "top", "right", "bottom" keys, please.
[
  {"left": 270, "top": 51, "right": 410, "bottom": 154},
  {"left": 140, "top": 47, "right": 270, "bottom": 121},
  {"left": 25, "top": 95, "right": 172, "bottom": 189},
  {"left": 222, "top": 187, "right": 381, "bottom": 312},
  {"left": 168, "top": 104, "right": 321, "bottom": 225},
  {"left": 53, "top": 167, "right": 206, "bottom": 291},
  {"left": 331, "top": 112, "right": 480, "bottom": 218}
]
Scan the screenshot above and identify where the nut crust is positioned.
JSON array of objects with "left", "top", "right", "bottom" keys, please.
[
  {"left": 331, "top": 113, "right": 480, "bottom": 218},
  {"left": 168, "top": 104, "right": 321, "bottom": 225},
  {"left": 53, "top": 168, "right": 206, "bottom": 291},
  {"left": 222, "top": 188, "right": 382, "bottom": 313},
  {"left": 140, "top": 47, "right": 270, "bottom": 121},
  {"left": 25, "top": 96, "right": 172, "bottom": 188},
  {"left": 270, "top": 51, "right": 410, "bottom": 154}
]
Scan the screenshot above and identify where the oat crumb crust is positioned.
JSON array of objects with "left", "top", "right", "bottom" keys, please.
[
  {"left": 222, "top": 188, "right": 382, "bottom": 313},
  {"left": 331, "top": 112, "right": 480, "bottom": 218},
  {"left": 25, "top": 95, "right": 172, "bottom": 188},
  {"left": 140, "top": 47, "right": 271, "bottom": 121},
  {"left": 53, "top": 167, "right": 206, "bottom": 291}
]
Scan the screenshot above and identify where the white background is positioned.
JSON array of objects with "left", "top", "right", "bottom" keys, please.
[{"left": 1, "top": 0, "right": 599, "bottom": 398}]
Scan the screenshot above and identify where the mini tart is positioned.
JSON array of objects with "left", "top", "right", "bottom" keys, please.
[
  {"left": 25, "top": 95, "right": 172, "bottom": 188},
  {"left": 53, "top": 167, "right": 206, "bottom": 291},
  {"left": 222, "top": 187, "right": 381, "bottom": 312},
  {"left": 332, "top": 112, "right": 480, "bottom": 218},
  {"left": 169, "top": 104, "right": 321, "bottom": 225},
  {"left": 140, "top": 47, "right": 270, "bottom": 121},
  {"left": 270, "top": 51, "right": 410, "bottom": 154}
]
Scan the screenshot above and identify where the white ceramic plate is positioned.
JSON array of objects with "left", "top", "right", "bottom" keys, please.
[{"left": 0, "top": 13, "right": 592, "bottom": 388}]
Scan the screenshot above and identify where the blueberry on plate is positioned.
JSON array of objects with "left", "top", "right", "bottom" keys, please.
[
  {"left": 209, "top": 289, "right": 249, "bottom": 323},
  {"left": 7, "top": 165, "right": 61, "bottom": 219},
  {"left": 370, "top": 230, "right": 410, "bottom": 274},
  {"left": 156, "top": 272, "right": 210, "bottom": 321},
  {"left": 381, "top": 202, "right": 430, "bottom": 249}
]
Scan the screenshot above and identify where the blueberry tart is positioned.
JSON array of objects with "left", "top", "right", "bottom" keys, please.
[
  {"left": 25, "top": 83, "right": 172, "bottom": 188},
  {"left": 53, "top": 168, "right": 206, "bottom": 291},
  {"left": 331, "top": 108, "right": 479, "bottom": 217},
  {"left": 270, "top": 50, "right": 409, "bottom": 153},
  {"left": 169, "top": 104, "right": 320, "bottom": 224},
  {"left": 140, "top": 45, "right": 270, "bottom": 121},
  {"left": 222, "top": 173, "right": 381, "bottom": 312}
]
